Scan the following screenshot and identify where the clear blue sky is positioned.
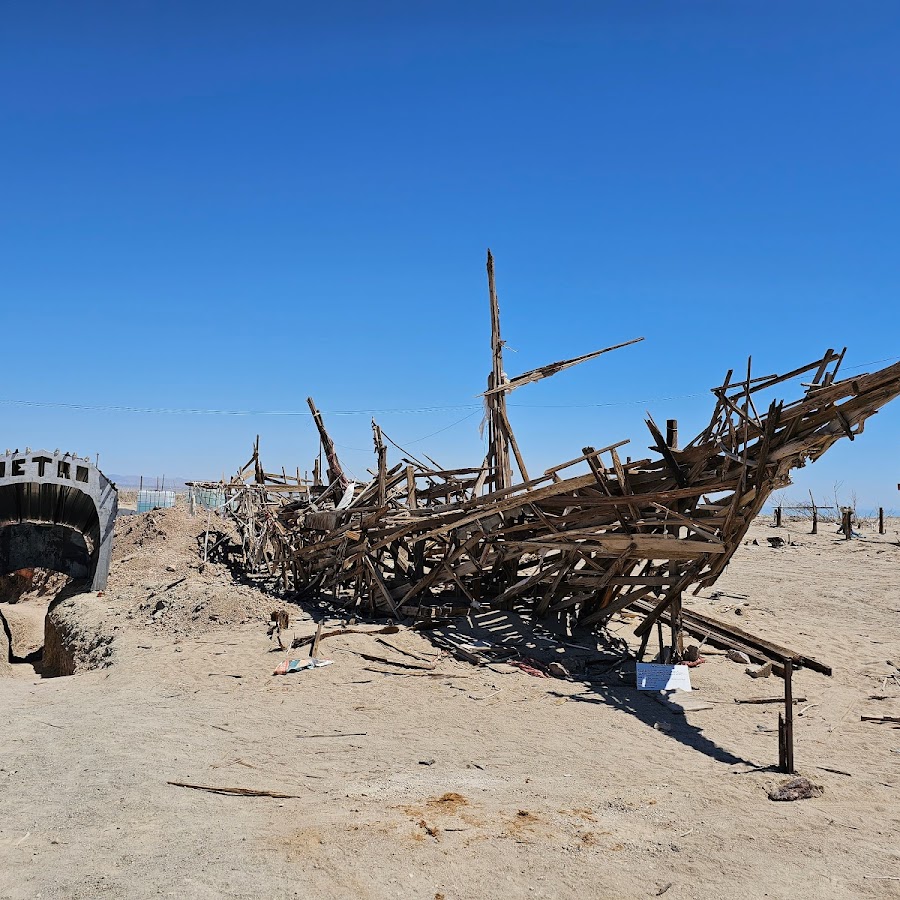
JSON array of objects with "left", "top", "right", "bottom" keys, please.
[{"left": 2, "top": 2, "right": 898, "bottom": 508}]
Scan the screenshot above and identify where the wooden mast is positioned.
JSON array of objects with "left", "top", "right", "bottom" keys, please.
[{"left": 486, "top": 249, "right": 514, "bottom": 493}]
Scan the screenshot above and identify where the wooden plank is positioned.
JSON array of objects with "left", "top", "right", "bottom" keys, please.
[
  {"left": 482, "top": 338, "right": 644, "bottom": 397},
  {"left": 543, "top": 440, "right": 631, "bottom": 476}
]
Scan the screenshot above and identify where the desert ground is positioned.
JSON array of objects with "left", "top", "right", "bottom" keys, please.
[{"left": 1, "top": 505, "right": 898, "bottom": 900}]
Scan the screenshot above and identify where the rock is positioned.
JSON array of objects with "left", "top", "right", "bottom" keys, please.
[
  {"left": 548, "top": 662, "right": 570, "bottom": 678},
  {"left": 768, "top": 777, "right": 824, "bottom": 801},
  {"left": 747, "top": 662, "right": 772, "bottom": 678},
  {"left": 726, "top": 649, "right": 752, "bottom": 665},
  {"left": 735, "top": 607, "right": 744, "bottom": 616},
  {"left": 166, "top": 565, "right": 176, "bottom": 572},
  {"left": 683, "top": 644, "right": 700, "bottom": 662},
  {"left": 767, "top": 536, "right": 785, "bottom": 548},
  {"left": 419, "top": 759, "right": 436, "bottom": 766}
]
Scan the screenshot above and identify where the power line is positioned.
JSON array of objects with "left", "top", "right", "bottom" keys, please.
[
  {"left": 843, "top": 355, "right": 900, "bottom": 371},
  {"left": 333, "top": 411, "right": 481, "bottom": 452},
  {"left": 1, "top": 356, "right": 896, "bottom": 419},
  {"left": 0, "top": 398, "right": 479, "bottom": 417},
  {"left": 0, "top": 392, "right": 708, "bottom": 418}
]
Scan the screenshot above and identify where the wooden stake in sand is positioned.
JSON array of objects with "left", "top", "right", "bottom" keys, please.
[
  {"left": 778, "top": 657, "right": 796, "bottom": 774},
  {"left": 309, "top": 621, "right": 323, "bottom": 658}
]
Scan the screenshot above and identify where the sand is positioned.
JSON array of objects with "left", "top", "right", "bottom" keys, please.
[{"left": 0, "top": 508, "right": 898, "bottom": 899}]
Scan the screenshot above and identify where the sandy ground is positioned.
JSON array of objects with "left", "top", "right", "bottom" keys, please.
[{"left": 0, "top": 510, "right": 898, "bottom": 899}]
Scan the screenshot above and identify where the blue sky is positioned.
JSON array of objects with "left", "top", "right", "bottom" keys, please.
[{"left": 1, "top": 2, "right": 898, "bottom": 508}]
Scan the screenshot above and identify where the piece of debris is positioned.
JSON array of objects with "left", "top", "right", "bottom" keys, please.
[
  {"left": 767, "top": 777, "right": 824, "bottom": 801},
  {"left": 273, "top": 658, "right": 333, "bottom": 675},
  {"left": 167, "top": 781, "right": 304, "bottom": 799},
  {"left": 509, "top": 659, "right": 552, "bottom": 678},
  {"left": 767, "top": 536, "right": 786, "bottom": 548},
  {"left": 734, "top": 696, "right": 807, "bottom": 705},
  {"left": 296, "top": 732, "right": 367, "bottom": 738},
  {"left": 726, "top": 649, "right": 752, "bottom": 665},
  {"left": 417, "top": 819, "right": 440, "bottom": 838},
  {"left": 548, "top": 661, "right": 570, "bottom": 678},
  {"left": 747, "top": 662, "right": 773, "bottom": 679}
]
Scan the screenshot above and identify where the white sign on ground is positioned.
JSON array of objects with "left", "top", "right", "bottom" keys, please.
[{"left": 636, "top": 663, "right": 693, "bottom": 692}]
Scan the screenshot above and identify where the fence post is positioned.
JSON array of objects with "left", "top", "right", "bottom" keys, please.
[
  {"left": 879, "top": 507, "right": 885, "bottom": 534},
  {"left": 775, "top": 506, "right": 782, "bottom": 528},
  {"left": 842, "top": 507, "right": 853, "bottom": 540}
]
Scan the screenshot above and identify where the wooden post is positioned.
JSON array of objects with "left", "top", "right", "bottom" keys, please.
[
  {"left": 636, "top": 627, "right": 651, "bottom": 662},
  {"left": 879, "top": 507, "right": 885, "bottom": 534},
  {"left": 669, "top": 589, "right": 684, "bottom": 661},
  {"left": 486, "top": 250, "right": 513, "bottom": 493},
  {"left": 307, "top": 397, "right": 350, "bottom": 491},
  {"left": 371, "top": 420, "right": 386, "bottom": 507},
  {"left": 666, "top": 419, "right": 678, "bottom": 450},
  {"left": 310, "top": 621, "right": 323, "bottom": 659},
  {"left": 406, "top": 465, "right": 418, "bottom": 510},
  {"left": 778, "top": 658, "right": 795, "bottom": 773},
  {"left": 775, "top": 506, "right": 782, "bottom": 528},
  {"left": 200, "top": 508, "right": 212, "bottom": 573},
  {"left": 842, "top": 507, "right": 852, "bottom": 540},
  {"left": 809, "top": 490, "right": 817, "bottom": 534}
]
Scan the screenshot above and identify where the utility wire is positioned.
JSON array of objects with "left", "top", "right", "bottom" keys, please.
[
  {"left": 0, "top": 398, "right": 479, "bottom": 417},
  {"left": 0, "top": 393, "right": 708, "bottom": 417},
  {"left": 1, "top": 356, "right": 896, "bottom": 418}
]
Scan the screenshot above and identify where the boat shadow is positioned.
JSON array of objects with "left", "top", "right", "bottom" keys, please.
[{"left": 426, "top": 605, "right": 750, "bottom": 767}]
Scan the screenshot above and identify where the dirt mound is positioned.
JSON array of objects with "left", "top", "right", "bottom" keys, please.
[{"left": 105, "top": 504, "right": 292, "bottom": 640}]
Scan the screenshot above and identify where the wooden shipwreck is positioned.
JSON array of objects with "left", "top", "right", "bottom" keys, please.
[{"left": 202, "top": 253, "right": 900, "bottom": 656}]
